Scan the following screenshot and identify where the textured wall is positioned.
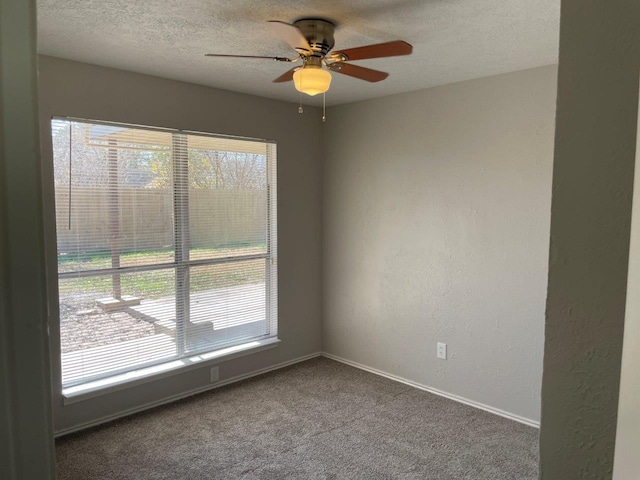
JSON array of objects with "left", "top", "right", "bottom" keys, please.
[
  {"left": 0, "top": 0, "right": 56, "bottom": 477},
  {"left": 539, "top": 0, "right": 640, "bottom": 478},
  {"left": 323, "top": 66, "right": 557, "bottom": 423},
  {"left": 613, "top": 92, "right": 640, "bottom": 480},
  {"left": 38, "top": 56, "right": 323, "bottom": 433}
]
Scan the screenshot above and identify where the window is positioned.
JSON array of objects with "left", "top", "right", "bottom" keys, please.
[{"left": 51, "top": 119, "right": 277, "bottom": 392}]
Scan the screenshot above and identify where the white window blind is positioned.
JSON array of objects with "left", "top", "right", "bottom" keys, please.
[{"left": 51, "top": 118, "right": 277, "bottom": 388}]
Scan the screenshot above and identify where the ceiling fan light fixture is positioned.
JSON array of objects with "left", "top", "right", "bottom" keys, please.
[{"left": 293, "top": 65, "right": 332, "bottom": 96}]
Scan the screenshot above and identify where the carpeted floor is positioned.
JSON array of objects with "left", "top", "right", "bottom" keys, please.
[{"left": 56, "top": 357, "right": 539, "bottom": 479}]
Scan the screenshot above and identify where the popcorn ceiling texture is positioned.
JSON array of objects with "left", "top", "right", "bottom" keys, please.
[{"left": 37, "top": 0, "right": 559, "bottom": 106}]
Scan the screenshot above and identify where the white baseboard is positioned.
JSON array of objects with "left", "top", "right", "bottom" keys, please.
[
  {"left": 321, "top": 352, "right": 540, "bottom": 429},
  {"left": 56, "top": 350, "right": 539, "bottom": 437},
  {"left": 55, "top": 351, "right": 322, "bottom": 437}
]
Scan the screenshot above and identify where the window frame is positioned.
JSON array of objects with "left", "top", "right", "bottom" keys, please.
[{"left": 51, "top": 117, "right": 278, "bottom": 395}]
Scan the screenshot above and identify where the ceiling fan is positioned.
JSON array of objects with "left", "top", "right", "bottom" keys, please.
[{"left": 205, "top": 18, "right": 413, "bottom": 97}]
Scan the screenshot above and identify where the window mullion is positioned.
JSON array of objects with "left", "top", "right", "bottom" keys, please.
[
  {"left": 266, "top": 183, "right": 272, "bottom": 335},
  {"left": 172, "top": 133, "right": 189, "bottom": 356},
  {"left": 107, "top": 139, "right": 122, "bottom": 300}
]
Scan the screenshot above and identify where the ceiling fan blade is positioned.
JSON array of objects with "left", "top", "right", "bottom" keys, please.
[
  {"left": 273, "top": 67, "right": 299, "bottom": 83},
  {"left": 267, "top": 20, "right": 312, "bottom": 53},
  {"left": 205, "top": 54, "right": 292, "bottom": 62},
  {"left": 331, "top": 40, "right": 412, "bottom": 61},
  {"left": 328, "top": 62, "right": 389, "bottom": 82}
]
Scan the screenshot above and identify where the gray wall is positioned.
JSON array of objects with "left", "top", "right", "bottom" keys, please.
[
  {"left": 614, "top": 90, "right": 640, "bottom": 480},
  {"left": 38, "top": 55, "right": 323, "bottom": 433},
  {"left": 539, "top": 0, "right": 640, "bottom": 478},
  {"left": 322, "top": 65, "right": 557, "bottom": 423},
  {"left": 1, "top": 0, "right": 56, "bottom": 477}
]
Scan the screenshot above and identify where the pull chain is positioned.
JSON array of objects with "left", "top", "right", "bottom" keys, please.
[
  {"left": 322, "top": 93, "right": 326, "bottom": 122},
  {"left": 298, "top": 73, "right": 304, "bottom": 113}
]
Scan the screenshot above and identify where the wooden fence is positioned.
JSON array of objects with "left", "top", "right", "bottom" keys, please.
[{"left": 55, "top": 188, "right": 267, "bottom": 254}]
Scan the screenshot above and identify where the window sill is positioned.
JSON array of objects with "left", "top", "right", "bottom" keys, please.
[{"left": 62, "top": 337, "right": 280, "bottom": 405}]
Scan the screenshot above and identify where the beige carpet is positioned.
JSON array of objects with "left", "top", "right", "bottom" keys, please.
[{"left": 56, "top": 357, "right": 539, "bottom": 479}]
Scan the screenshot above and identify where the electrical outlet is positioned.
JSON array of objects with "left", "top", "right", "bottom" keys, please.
[
  {"left": 437, "top": 342, "right": 447, "bottom": 360},
  {"left": 210, "top": 366, "right": 219, "bottom": 383}
]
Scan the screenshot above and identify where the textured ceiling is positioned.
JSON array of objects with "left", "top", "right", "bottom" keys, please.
[{"left": 37, "top": 0, "right": 560, "bottom": 106}]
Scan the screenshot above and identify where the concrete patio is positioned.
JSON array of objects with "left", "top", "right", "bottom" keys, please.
[{"left": 61, "top": 283, "right": 267, "bottom": 386}]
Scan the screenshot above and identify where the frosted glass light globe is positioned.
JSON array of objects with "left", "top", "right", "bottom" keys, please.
[{"left": 293, "top": 66, "right": 332, "bottom": 96}]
